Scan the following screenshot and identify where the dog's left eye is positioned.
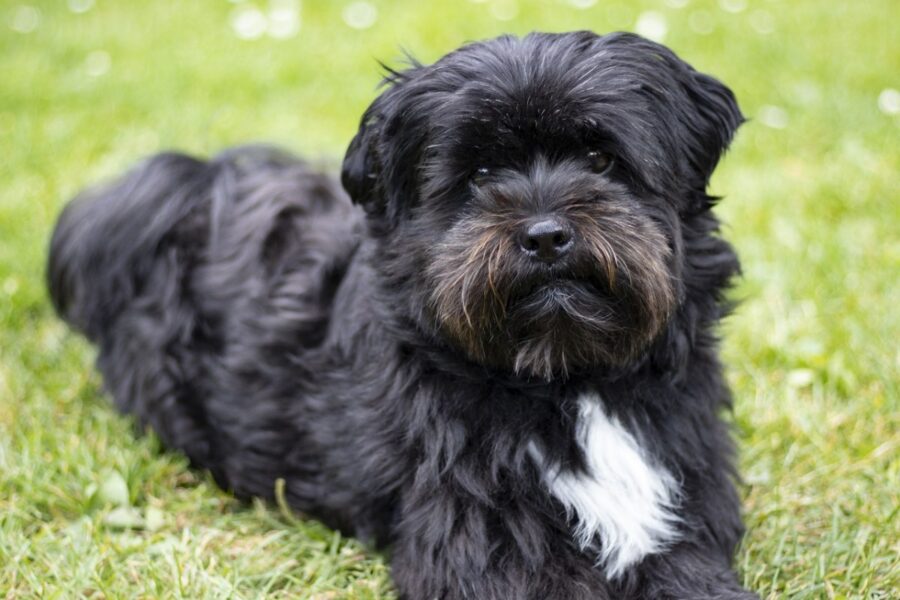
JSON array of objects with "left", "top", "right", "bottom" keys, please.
[
  {"left": 587, "top": 151, "right": 614, "bottom": 175},
  {"left": 472, "top": 167, "right": 491, "bottom": 185}
]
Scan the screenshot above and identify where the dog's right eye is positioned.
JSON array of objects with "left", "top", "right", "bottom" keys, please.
[
  {"left": 472, "top": 167, "right": 491, "bottom": 185},
  {"left": 587, "top": 151, "right": 614, "bottom": 175}
]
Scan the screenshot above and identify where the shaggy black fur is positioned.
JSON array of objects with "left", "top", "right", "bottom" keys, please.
[{"left": 48, "top": 32, "right": 756, "bottom": 599}]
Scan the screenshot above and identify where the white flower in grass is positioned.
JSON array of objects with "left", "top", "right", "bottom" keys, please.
[
  {"left": 231, "top": 5, "right": 267, "bottom": 40},
  {"left": 343, "top": 2, "right": 377, "bottom": 30},
  {"left": 749, "top": 9, "right": 775, "bottom": 34},
  {"left": 878, "top": 89, "right": 900, "bottom": 115},
  {"left": 10, "top": 5, "right": 40, "bottom": 33},
  {"left": 758, "top": 105, "right": 789, "bottom": 130},
  {"left": 67, "top": 0, "right": 95, "bottom": 14},
  {"left": 85, "top": 50, "right": 111, "bottom": 77},
  {"left": 490, "top": 0, "right": 518, "bottom": 21},
  {"left": 635, "top": 11, "right": 667, "bottom": 43},
  {"left": 268, "top": 0, "right": 301, "bottom": 39},
  {"left": 688, "top": 11, "right": 714, "bottom": 35},
  {"left": 718, "top": 0, "right": 746, "bottom": 14}
]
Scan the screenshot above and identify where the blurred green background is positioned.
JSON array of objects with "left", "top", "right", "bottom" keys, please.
[{"left": 1, "top": 0, "right": 898, "bottom": 598}]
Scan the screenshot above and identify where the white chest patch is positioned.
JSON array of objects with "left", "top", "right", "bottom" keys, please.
[{"left": 532, "top": 394, "right": 681, "bottom": 579}]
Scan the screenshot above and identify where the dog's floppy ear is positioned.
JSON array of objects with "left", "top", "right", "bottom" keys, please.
[
  {"left": 342, "top": 61, "right": 430, "bottom": 224},
  {"left": 341, "top": 108, "right": 382, "bottom": 212},
  {"left": 625, "top": 33, "right": 743, "bottom": 210},
  {"left": 680, "top": 69, "right": 744, "bottom": 188},
  {"left": 594, "top": 33, "right": 742, "bottom": 208}
]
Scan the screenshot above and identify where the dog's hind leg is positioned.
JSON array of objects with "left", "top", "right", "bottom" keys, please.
[
  {"left": 48, "top": 152, "right": 224, "bottom": 473},
  {"left": 48, "top": 147, "right": 360, "bottom": 490}
]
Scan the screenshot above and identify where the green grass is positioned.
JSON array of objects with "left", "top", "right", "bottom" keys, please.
[{"left": 1, "top": 0, "right": 898, "bottom": 597}]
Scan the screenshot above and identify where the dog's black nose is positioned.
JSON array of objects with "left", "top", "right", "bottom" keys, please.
[{"left": 519, "top": 219, "right": 573, "bottom": 263}]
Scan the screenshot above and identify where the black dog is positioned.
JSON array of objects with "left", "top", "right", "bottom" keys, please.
[{"left": 48, "top": 31, "right": 755, "bottom": 599}]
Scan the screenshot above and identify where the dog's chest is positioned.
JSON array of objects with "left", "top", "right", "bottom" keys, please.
[{"left": 532, "top": 393, "right": 681, "bottom": 579}]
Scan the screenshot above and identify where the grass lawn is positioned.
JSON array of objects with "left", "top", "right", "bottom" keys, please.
[{"left": 1, "top": 0, "right": 898, "bottom": 597}]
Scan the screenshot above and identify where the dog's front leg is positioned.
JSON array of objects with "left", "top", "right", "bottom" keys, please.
[
  {"left": 389, "top": 484, "right": 612, "bottom": 600},
  {"left": 620, "top": 542, "right": 758, "bottom": 600}
]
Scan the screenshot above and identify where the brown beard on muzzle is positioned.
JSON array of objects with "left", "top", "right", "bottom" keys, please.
[{"left": 424, "top": 197, "right": 676, "bottom": 379}]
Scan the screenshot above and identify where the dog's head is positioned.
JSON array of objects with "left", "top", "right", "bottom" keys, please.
[{"left": 342, "top": 31, "right": 742, "bottom": 379}]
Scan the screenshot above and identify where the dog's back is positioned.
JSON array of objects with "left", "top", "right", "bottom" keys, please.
[{"left": 47, "top": 146, "right": 361, "bottom": 478}]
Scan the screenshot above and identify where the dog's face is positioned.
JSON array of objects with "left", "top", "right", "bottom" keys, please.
[{"left": 342, "top": 31, "right": 742, "bottom": 379}]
